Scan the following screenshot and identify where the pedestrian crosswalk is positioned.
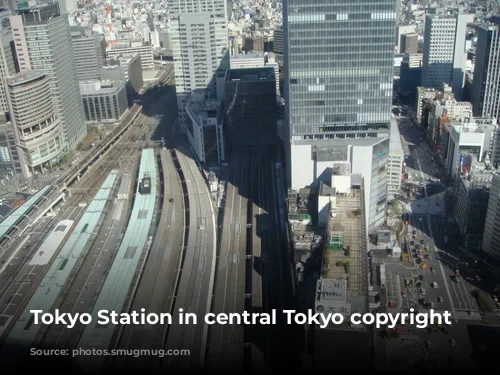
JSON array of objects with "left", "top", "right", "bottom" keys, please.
[{"left": 453, "top": 310, "right": 482, "bottom": 321}]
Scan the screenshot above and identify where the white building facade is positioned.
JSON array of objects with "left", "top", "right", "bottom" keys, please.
[
  {"left": 168, "top": 0, "right": 229, "bottom": 132},
  {"left": 446, "top": 119, "right": 497, "bottom": 179},
  {"left": 388, "top": 118, "right": 403, "bottom": 192},
  {"left": 7, "top": 71, "right": 65, "bottom": 177},
  {"left": 421, "top": 14, "right": 467, "bottom": 98}
]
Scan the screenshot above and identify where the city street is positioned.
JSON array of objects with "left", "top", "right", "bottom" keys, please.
[
  {"left": 396, "top": 113, "right": 444, "bottom": 182},
  {"left": 375, "top": 110, "right": 495, "bottom": 370}
]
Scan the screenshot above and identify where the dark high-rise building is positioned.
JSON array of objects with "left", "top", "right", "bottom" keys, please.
[
  {"left": 224, "top": 67, "right": 277, "bottom": 147},
  {"left": 472, "top": 23, "right": 500, "bottom": 120},
  {"left": 284, "top": 0, "right": 396, "bottom": 231}
]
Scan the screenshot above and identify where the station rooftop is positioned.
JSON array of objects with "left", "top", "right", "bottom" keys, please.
[
  {"left": 0, "top": 171, "right": 119, "bottom": 361},
  {"left": 0, "top": 185, "right": 51, "bottom": 239},
  {"left": 77, "top": 149, "right": 157, "bottom": 366}
]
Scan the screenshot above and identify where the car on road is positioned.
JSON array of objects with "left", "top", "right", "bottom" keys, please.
[
  {"left": 431, "top": 282, "right": 438, "bottom": 288},
  {"left": 455, "top": 270, "right": 460, "bottom": 276},
  {"left": 420, "top": 288, "right": 426, "bottom": 295},
  {"left": 410, "top": 241, "right": 414, "bottom": 246},
  {"left": 437, "top": 296, "right": 443, "bottom": 303},
  {"left": 475, "top": 275, "right": 482, "bottom": 281},
  {"left": 424, "top": 254, "right": 430, "bottom": 259},
  {"left": 449, "top": 339, "right": 456, "bottom": 347},
  {"left": 420, "top": 240, "right": 425, "bottom": 244},
  {"left": 421, "top": 263, "right": 427, "bottom": 269},
  {"left": 492, "top": 294, "right": 498, "bottom": 302}
]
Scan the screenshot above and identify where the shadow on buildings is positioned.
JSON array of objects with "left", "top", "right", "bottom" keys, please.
[{"left": 135, "top": 62, "right": 301, "bottom": 370}]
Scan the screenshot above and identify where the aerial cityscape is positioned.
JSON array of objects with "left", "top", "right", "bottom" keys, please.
[{"left": 0, "top": 0, "right": 498, "bottom": 372}]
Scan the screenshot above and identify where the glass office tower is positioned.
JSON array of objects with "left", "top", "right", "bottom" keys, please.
[
  {"left": 284, "top": 0, "right": 396, "bottom": 232},
  {"left": 284, "top": 1, "right": 395, "bottom": 138}
]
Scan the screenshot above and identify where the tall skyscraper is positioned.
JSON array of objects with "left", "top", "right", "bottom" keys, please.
[
  {"left": 70, "top": 26, "right": 105, "bottom": 82},
  {"left": 7, "top": 71, "right": 65, "bottom": 178},
  {"left": 472, "top": 22, "right": 500, "bottom": 120},
  {"left": 284, "top": 0, "right": 396, "bottom": 231},
  {"left": 421, "top": 14, "right": 467, "bottom": 97},
  {"left": 0, "top": 10, "right": 16, "bottom": 117},
  {"left": 0, "top": 9, "right": 20, "bottom": 177},
  {"left": 10, "top": 3, "right": 87, "bottom": 150},
  {"left": 168, "top": 0, "right": 228, "bottom": 131}
]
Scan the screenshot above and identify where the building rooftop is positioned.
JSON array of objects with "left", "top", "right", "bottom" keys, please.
[
  {"left": 314, "top": 183, "right": 368, "bottom": 327},
  {"left": 79, "top": 80, "right": 125, "bottom": 94},
  {"left": 291, "top": 137, "right": 387, "bottom": 148},
  {"left": 6, "top": 71, "right": 45, "bottom": 86},
  {"left": 313, "top": 185, "right": 368, "bottom": 332},
  {"left": 186, "top": 89, "right": 220, "bottom": 119},
  {"left": 226, "top": 67, "right": 275, "bottom": 82},
  {"left": 332, "top": 162, "right": 351, "bottom": 176},
  {"left": 389, "top": 117, "right": 403, "bottom": 152},
  {"left": 324, "top": 189, "right": 366, "bottom": 298},
  {"left": 230, "top": 51, "right": 266, "bottom": 60}
]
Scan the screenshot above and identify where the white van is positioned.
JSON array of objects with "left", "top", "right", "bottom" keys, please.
[{"left": 431, "top": 282, "right": 439, "bottom": 288}]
